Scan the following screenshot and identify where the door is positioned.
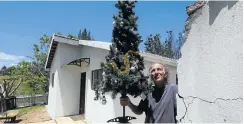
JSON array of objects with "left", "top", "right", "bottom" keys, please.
[{"left": 79, "top": 72, "right": 86, "bottom": 114}]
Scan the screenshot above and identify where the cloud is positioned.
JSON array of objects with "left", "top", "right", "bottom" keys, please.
[
  {"left": 0, "top": 52, "right": 27, "bottom": 68},
  {"left": 0, "top": 52, "right": 25, "bottom": 61}
]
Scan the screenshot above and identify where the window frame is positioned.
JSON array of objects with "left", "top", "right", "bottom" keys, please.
[
  {"left": 52, "top": 73, "right": 55, "bottom": 87},
  {"left": 91, "top": 69, "right": 102, "bottom": 90}
]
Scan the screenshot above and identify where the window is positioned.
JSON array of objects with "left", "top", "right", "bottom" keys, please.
[
  {"left": 91, "top": 69, "right": 102, "bottom": 90},
  {"left": 52, "top": 73, "right": 55, "bottom": 87}
]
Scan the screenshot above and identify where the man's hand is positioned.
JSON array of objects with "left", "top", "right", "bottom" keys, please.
[
  {"left": 120, "top": 96, "right": 131, "bottom": 106},
  {"left": 120, "top": 96, "right": 143, "bottom": 115}
]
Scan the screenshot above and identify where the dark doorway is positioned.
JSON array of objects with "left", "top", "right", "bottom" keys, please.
[{"left": 79, "top": 72, "right": 86, "bottom": 114}]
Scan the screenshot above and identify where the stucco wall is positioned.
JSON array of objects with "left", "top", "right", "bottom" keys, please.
[
  {"left": 177, "top": 1, "right": 243, "bottom": 123},
  {"left": 47, "top": 43, "right": 61, "bottom": 118},
  {"left": 53, "top": 43, "right": 90, "bottom": 117}
]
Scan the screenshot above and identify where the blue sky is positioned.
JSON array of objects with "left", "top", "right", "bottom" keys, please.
[{"left": 0, "top": 1, "right": 194, "bottom": 67}]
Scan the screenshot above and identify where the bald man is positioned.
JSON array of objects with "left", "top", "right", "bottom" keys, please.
[{"left": 120, "top": 63, "right": 178, "bottom": 123}]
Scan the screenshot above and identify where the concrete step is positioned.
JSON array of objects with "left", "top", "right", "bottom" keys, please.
[
  {"left": 55, "top": 117, "right": 75, "bottom": 124},
  {"left": 28, "top": 119, "right": 56, "bottom": 124},
  {"left": 42, "top": 120, "right": 57, "bottom": 123},
  {"left": 74, "top": 120, "right": 86, "bottom": 124}
]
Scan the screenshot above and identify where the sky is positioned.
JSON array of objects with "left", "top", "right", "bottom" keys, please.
[{"left": 0, "top": 1, "right": 194, "bottom": 67}]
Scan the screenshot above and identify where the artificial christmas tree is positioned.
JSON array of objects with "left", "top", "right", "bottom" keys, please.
[{"left": 94, "top": 0, "right": 152, "bottom": 123}]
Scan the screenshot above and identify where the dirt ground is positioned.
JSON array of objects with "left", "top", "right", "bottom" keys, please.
[
  {"left": 0, "top": 106, "right": 52, "bottom": 123},
  {"left": 17, "top": 107, "right": 51, "bottom": 123}
]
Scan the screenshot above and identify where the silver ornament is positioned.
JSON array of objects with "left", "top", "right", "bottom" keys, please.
[{"left": 130, "top": 66, "right": 136, "bottom": 72}]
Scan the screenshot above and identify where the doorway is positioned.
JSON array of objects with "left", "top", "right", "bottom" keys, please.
[{"left": 79, "top": 72, "right": 86, "bottom": 114}]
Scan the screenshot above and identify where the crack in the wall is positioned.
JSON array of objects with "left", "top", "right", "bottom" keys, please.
[
  {"left": 178, "top": 94, "right": 242, "bottom": 122},
  {"left": 186, "top": 98, "right": 194, "bottom": 123},
  {"left": 185, "top": 96, "right": 243, "bottom": 103},
  {"left": 178, "top": 94, "right": 188, "bottom": 122}
]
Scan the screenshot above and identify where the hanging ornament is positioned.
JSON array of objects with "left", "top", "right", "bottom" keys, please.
[
  {"left": 114, "top": 47, "right": 118, "bottom": 53},
  {"left": 101, "top": 96, "right": 107, "bottom": 105},
  {"left": 130, "top": 66, "right": 136, "bottom": 72},
  {"left": 120, "top": 21, "right": 124, "bottom": 25},
  {"left": 103, "top": 78, "right": 107, "bottom": 82},
  {"left": 105, "top": 56, "right": 110, "bottom": 62}
]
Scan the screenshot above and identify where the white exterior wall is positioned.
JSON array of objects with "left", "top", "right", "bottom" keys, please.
[
  {"left": 177, "top": 1, "right": 243, "bottom": 123},
  {"left": 55, "top": 43, "right": 85, "bottom": 117},
  {"left": 47, "top": 44, "right": 61, "bottom": 119},
  {"left": 47, "top": 43, "right": 91, "bottom": 118}
]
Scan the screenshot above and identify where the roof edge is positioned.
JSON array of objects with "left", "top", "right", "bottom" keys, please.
[
  {"left": 45, "top": 35, "right": 178, "bottom": 69},
  {"left": 44, "top": 34, "right": 55, "bottom": 70}
]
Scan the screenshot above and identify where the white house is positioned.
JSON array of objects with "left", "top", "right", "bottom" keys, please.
[
  {"left": 177, "top": 1, "right": 242, "bottom": 123},
  {"left": 45, "top": 34, "right": 177, "bottom": 123}
]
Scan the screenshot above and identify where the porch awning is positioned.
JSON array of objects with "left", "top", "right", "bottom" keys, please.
[{"left": 61, "top": 58, "right": 90, "bottom": 68}]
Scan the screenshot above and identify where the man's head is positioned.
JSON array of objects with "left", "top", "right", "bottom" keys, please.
[{"left": 149, "top": 63, "right": 168, "bottom": 88}]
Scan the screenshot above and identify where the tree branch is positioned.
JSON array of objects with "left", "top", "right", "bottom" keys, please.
[
  {"left": 9, "top": 78, "right": 23, "bottom": 96},
  {"left": 7, "top": 79, "right": 16, "bottom": 96},
  {"left": 0, "top": 81, "right": 4, "bottom": 99},
  {"left": 38, "top": 67, "right": 46, "bottom": 77},
  {"left": 3, "top": 80, "right": 7, "bottom": 97}
]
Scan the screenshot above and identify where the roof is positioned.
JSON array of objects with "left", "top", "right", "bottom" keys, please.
[{"left": 45, "top": 34, "right": 177, "bottom": 69}]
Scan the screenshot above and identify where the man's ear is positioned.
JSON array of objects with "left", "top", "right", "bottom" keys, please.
[
  {"left": 164, "top": 73, "right": 168, "bottom": 78},
  {"left": 163, "top": 72, "right": 168, "bottom": 81}
]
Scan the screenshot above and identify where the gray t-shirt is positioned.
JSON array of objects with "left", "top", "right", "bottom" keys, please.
[{"left": 138, "top": 83, "right": 178, "bottom": 123}]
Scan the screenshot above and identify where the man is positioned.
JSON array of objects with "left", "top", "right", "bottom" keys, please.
[{"left": 120, "top": 63, "right": 178, "bottom": 123}]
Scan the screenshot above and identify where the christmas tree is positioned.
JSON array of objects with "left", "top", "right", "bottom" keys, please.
[{"left": 94, "top": 0, "right": 151, "bottom": 103}]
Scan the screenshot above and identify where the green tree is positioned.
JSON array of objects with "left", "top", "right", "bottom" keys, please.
[
  {"left": 81, "top": 28, "right": 88, "bottom": 40},
  {"left": 67, "top": 34, "right": 77, "bottom": 39},
  {"left": 144, "top": 31, "right": 183, "bottom": 60},
  {"left": 144, "top": 34, "right": 154, "bottom": 53},
  {"left": 95, "top": 0, "right": 151, "bottom": 101},
  {"left": 78, "top": 29, "right": 82, "bottom": 40},
  {"left": 174, "top": 32, "right": 183, "bottom": 59},
  {"left": 78, "top": 28, "right": 95, "bottom": 40},
  {"left": 163, "top": 31, "right": 174, "bottom": 59},
  {"left": 0, "top": 62, "right": 31, "bottom": 98},
  {"left": 144, "top": 33, "right": 164, "bottom": 55},
  {"left": 28, "top": 34, "right": 52, "bottom": 94},
  {"left": 0, "top": 66, "right": 7, "bottom": 76}
]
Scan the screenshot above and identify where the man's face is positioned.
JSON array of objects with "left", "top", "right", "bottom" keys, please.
[{"left": 150, "top": 63, "right": 166, "bottom": 87}]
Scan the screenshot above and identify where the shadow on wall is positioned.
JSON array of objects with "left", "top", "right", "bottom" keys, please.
[{"left": 209, "top": 1, "right": 238, "bottom": 25}]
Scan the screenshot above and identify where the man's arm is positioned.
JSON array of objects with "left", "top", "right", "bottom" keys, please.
[
  {"left": 120, "top": 97, "right": 144, "bottom": 115},
  {"left": 174, "top": 106, "right": 177, "bottom": 123},
  {"left": 173, "top": 84, "right": 178, "bottom": 123},
  {"left": 128, "top": 100, "right": 144, "bottom": 115}
]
